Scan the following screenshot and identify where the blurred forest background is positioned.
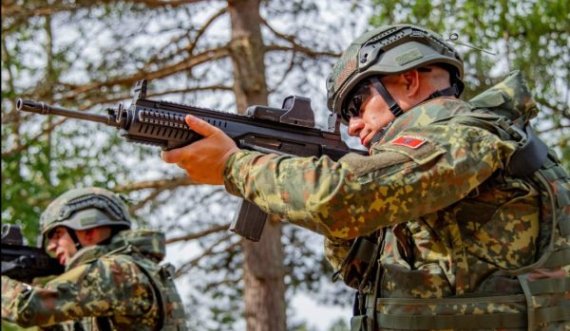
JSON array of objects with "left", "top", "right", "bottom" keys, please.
[{"left": 2, "top": 0, "right": 568, "bottom": 330}]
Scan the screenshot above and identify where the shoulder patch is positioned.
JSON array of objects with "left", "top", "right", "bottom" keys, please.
[{"left": 390, "top": 136, "right": 426, "bottom": 149}]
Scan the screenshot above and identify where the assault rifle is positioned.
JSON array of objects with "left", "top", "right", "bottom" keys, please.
[
  {"left": 1, "top": 224, "right": 64, "bottom": 283},
  {"left": 17, "top": 80, "right": 363, "bottom": 241}
]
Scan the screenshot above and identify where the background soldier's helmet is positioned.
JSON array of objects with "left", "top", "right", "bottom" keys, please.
[
  {"left": 326, "top": 24, "right": 465, "bottom": 124},
  {"left": 40, "top": 187, "right": 132, "bottom": 241}
]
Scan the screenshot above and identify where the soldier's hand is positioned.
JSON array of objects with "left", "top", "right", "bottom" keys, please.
[{"left": 161, "top": 115, "right": 239, "bottom": 185}]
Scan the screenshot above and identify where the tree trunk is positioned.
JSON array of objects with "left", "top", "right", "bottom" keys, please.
[{"left": 227, "top": 1, "right": 287, "bottom": 331}]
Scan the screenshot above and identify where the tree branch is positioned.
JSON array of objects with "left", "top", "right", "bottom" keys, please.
[
  {"left": 167, "top": 223, "right": 230, "bottom": 244},
  {"left": 114, "top": 176, "right": 195, "bottom": 192},
  {"left": 59, "top": 46, "right": 231, "bottom": 101},
  {"left": 130, "top": 0, "right": 211, "bottom": 8},
  {"left": 1, "top": 0, "right": 210, "bottom": 18},
  {"left": 142, "top": 6, "right": 227, "bottom": 72},
  {"left": 261, "top": 17, "right": 340, "bottom": 59},
  {"left": 174, "top": 236, "right": 239, "bottom": 277},
  {"left": 537, "top": 124, "right": 570, "bottom": 135},
  {"left": 265, "top": 44, "right": 339, "bottom": 59}
]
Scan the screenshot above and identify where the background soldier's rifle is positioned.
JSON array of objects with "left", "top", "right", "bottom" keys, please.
[{"left": 1, "top": 224, "right": 64, "bottom": 283}]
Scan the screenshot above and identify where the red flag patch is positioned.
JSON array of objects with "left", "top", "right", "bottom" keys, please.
[{"left": 391, "top": 136, "right": 426, "bottom": 149}]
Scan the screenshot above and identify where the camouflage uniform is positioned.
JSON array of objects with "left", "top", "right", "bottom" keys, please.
[
  {"left": 223, "top": 26, "right": 570, "bottom": 331},
  {"left": 2, "top": 188, "right": 188, "bottom": 331}
]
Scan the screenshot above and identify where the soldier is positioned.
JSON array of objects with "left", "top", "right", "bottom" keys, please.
[
  {"left": 161, "top": 24, "right": 569, "bottom": 330},
  {"left": 1, "top": 187, "right": 189, "bottom": 331}
]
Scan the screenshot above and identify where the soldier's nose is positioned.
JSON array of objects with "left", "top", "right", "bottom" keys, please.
[{"left": 347, "top": 118, "right": 364, "bottom": 137}]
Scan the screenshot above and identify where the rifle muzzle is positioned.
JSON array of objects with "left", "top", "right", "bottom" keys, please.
[
  {"left": 16, "top": 98, "right": 118, "bottom": 126},
  {"left": 16, "top": 99, "right": 51, "bottom": 115}
]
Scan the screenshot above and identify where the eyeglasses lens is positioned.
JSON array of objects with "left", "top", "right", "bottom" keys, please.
[{"left": 343, "top": 82, "right": 370, "bottom": 120}]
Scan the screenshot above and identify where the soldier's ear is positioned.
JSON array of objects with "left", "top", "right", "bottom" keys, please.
[
  {"left": 401, "top": 70, "right": 421, "bottom": 96},
  {"left": 76, "top": 228, "right": 98, "bottom": 246}
]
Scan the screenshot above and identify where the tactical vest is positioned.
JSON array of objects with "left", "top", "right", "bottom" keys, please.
[
  {"left": 40, "top": 242, "right": 188, "bottom": 331},
  {"left": 91, "top": 243, "right": 188, "bottom": 331},
  {"left": 118, "top": 252, "right": 188, "bottom": 331},
  {"left": 341, "top": 71, "right": 570, "bottom": 331}
]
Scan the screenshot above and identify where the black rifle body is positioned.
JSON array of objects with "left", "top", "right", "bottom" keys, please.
[
  {"left": 17, "top": 80, "right": 364, "bottom": 241},
  {"left": 1, "top": 224, "right": 64, "bottom": 283}
]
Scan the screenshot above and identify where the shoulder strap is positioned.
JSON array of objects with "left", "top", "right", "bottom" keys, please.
[
  {"left": 123, "top": 255, "right": 167, "bottom": 331},
  {"left": 101, "top": 247, "right": 166, "bottom": 331},
  {"left": 492, "top": 117, "right": 548, "bottom": 177},
  {"left": 442, "top": 113, "right": 549, "bottom": 178},
  {"left": 452, "top": 113, "right": 568, "bottom": 268}
]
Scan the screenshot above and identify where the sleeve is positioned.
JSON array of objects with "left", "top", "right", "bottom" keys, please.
[
  {"left": 224, "top": 123, "right": 517, "bottom": 240},
  {"left": 323, "top": 237, "right": 354, "bottom": 271},
  {"left": 1, "top": 255, "right": 154, "bottom": 328}
]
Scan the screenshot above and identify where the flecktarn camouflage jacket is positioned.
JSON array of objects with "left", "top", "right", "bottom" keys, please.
[
  {"left": 223, "top": 71, "right": 569, "bottom": 330},
  {"left": 2, "top": 229, "right": 188, "bottom": 331}
]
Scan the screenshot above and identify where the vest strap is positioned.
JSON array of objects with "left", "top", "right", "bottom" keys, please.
[
  {"left": 350, "top": 315, "right": 374, "bottom": 331},
  {"left": 527, "top": 276, "right": 570, "bottom": 295},
  {"left": 335, "top": 235, "right": 380, "bottom": 289},
  {"left": 376, "top": 305, "right": 570, "bottom": 330},
  {"left": 535, "top": 305, "right": 570, "bottom": 324},
  {"left": 376, "top": 311, "right": 526, "bottom": 329},
  {"left": 353, "top": 237, "right": 378, "bottom": 263},
  {"left": 543, "top": 248, "right": 570, "bottom": 269},
  {"left": 560, "top": 215, "right": 570, "bottom": 237},
  {"left": 518, "top": 273, "right": 570, "bottom": 331},
  {"left": 124, "top": 255, "right": 166, "bottom": 331}
]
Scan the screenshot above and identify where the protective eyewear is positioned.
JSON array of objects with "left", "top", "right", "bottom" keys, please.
[{"left": 341, "top": 81, "right": 373, "bottom": 121}]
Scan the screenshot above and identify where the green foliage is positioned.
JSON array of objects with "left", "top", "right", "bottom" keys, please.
[
  {"left": 327, "top": 318, "right": 350, "bottom": 331},
  {"left": 1, "top": 321, "right": 37, "bottom": 331}
]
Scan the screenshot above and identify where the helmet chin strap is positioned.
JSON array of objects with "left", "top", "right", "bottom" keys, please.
[
  {"left": 367, "top": 76, "right": 461, "bottom": 147},
  {"left": 369, "top": 77, "right": 403, "bottom": 118},
  {"left": 422, "top": 84, "right": 461, "bottom": 101},
  {"left": 369, "top": 76, "right": 461, "bottom": 119},
  {"left": 66, "top": 228, "right": 83, "bottom": 251},
  {"left": 369, "top": 121, "right": 393, "bottom": 146}
]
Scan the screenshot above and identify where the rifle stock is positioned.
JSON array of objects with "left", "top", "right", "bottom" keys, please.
[{"left": 17, "top": 80, "right": 364, "bottom": 241}]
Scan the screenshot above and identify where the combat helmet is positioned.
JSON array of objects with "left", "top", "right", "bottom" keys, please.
[
  {"left": 327, "top": 24, "right": 465, "bottom": 124},
  {"left": 40, "top": 187, "right": 131, "bottom": 247}
]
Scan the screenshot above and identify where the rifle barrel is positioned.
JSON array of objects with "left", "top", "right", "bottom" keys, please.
[{"left": 16, "top": 99, "right": 118, "bottom": 127}]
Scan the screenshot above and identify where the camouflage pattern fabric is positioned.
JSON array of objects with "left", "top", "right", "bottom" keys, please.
[
  {"left": 225, "top": 95, "right": 532, "bottom": 294},
  {"left": 225, "top": 74, "right": 556, "bottom": 288},
  {"left": 224, "top": 72, "right": 569, "bottom": 328},
  {"left": 2, "top": 229, "right": 188, "bottom": 331}
]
